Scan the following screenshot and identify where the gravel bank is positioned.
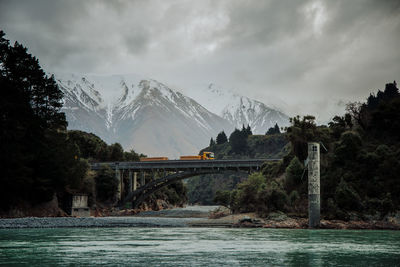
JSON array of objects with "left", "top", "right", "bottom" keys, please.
[
  {"left": 0, "top": 216, "right": 205, "bottom": 229},
  {"left": 136, "top": 205, "right": 219, "bottom": 218}
]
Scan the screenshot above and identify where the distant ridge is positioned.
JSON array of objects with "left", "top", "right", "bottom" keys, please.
[{"left": 56, "top": 73, "right": 289, "bottom": 157}]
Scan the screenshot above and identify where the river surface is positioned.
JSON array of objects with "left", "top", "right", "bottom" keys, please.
[{"left": 1, "top": 227, "right": 399, "bottom": 266}]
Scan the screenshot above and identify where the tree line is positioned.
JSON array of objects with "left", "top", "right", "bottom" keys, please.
[
  {"left": 214, "top": 81, "right": 400, "bottom": 220},
  {"left": 0, "top": 30, "right": 187, "bottom": 213}
]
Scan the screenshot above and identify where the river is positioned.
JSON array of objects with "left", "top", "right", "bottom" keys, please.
[{"left": 1, "top": 227, "right": 399, "bottom": 266}]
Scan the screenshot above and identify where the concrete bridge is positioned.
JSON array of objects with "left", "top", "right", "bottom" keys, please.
[{"left": 91, "top": 159, "right": 278, "bottom": 208}]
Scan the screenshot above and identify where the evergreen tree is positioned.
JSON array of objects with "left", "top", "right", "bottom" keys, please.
[
  {"left": 266, "top": 123, "right": 280, "bottom": 135},
  {"left": 216, "top": 131, "right": 228, "bottom": 144},
  {"left": 209, "top": 138, "right": 216, "bottom": 147},
  {"left": 229, "top": 128, "right": 248, "bottom": 154},
  {"left": 109, "top": 143, "right": 124, "bottom": 161},
  {"left": 0, "top": 30, "right": 85, "bottom": 209},
  {"left": 246, "top": 125, "right": 252, "bottom": 136}
]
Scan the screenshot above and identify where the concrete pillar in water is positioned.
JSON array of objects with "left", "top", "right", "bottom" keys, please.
[
  {"left": 308, "top": 142, "right": 320, "bottom": 228},
  {"left": 133, "top": 172, "right": 138, "bottom": 191}
]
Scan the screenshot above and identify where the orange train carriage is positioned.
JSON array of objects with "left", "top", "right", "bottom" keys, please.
[{"left": 139, "top": 157, "right": 169, "bottom": 161}]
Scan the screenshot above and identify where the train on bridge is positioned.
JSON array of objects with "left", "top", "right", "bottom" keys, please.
[{"left": 140, "top": 151, "right": 215, "bottom": 161}]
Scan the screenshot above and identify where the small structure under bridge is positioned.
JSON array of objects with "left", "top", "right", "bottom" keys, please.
[{"left": 90, "top": 159, "right": 278, "bottom": 209}]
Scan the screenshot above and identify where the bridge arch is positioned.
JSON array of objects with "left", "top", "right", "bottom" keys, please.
[
  {"left": 124, "top": 169, "right": 250, "bottom": 208},
  {"left": 91, "top": 159, "right": 277, "bottom": 209}
]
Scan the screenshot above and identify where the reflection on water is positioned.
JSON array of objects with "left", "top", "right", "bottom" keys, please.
[{"left": 1, "top": 227, "right": 399, "bottom": 266}]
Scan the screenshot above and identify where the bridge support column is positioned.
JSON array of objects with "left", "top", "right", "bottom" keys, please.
[
  {"left": 128, "top": 171, "right": 132, "bottom": 194},
  {"left": 308, "top": 142, "right": 320, "bottom": 228},
  {"left": 121, "top": 170, "right": 125, "bottom": 197},
  {"left": 116, "top": 168, "right": 122, "bottom": 201},
  {"left": 140, "top": 172, "right": 145, "bottom": 186},
  {"left": 133, "top": 172, "right": 137, "bottom": 191}
]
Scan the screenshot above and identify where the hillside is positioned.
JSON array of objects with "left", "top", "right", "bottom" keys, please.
[
  {"left": 186, "top": 83, "right": 290, "bottom": 134},
  {"left": 212, "top": 81, "right": 400, "bottom": 221},
  {"left": 57, "top": 73, "right": 290, "bottom": 158},
  {"left": 57, "top": 74, "right": 233, "bottom": 158},
  {"left": 186, "top": 127, "right": 288, "bottom": 204}
]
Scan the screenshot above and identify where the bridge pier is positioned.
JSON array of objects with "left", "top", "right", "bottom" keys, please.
[
  {"left": 140, "top": 172, "right": 145, "bottom": 186},
  {"left": 115, "top": 168, "right": 122, "bottom": 201},
  {"left": 128, "top": 171, "right": 133, "bottom": 194},
  {"left": 133, "top": 172, "right": 138, "bottom": 191},
  {"left": 308, "top": 142, "right": 320, "bottom": 228}
]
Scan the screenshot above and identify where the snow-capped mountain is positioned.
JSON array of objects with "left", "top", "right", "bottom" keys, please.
[
  {"left": 57, "top": 73, "right": 290, "bottom": 157},
  {"left": 185, "top": 83, "right": 290, "bottom": 133},
  {"left": 57, "top": 73, "right": 233, "bottom": 158}
]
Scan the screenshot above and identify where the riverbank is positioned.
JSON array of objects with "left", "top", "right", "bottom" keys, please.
[
  {"left": 188, "top": 210, "right": 400, "bottom": 230},
  {"left": 0, "top": 216, "right": 206, "bottom": 228},
  {"left": 0, "top": 206, "right": 216, "bottom": 229},
  {"left": 1, "top": 206, "right": 399, "bottom": 230}
]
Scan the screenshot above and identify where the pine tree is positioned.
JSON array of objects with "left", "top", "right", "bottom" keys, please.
[
  {"left": 266, "top": 123, "right": 281, "bottom": 135},
  {"left": 0, "top": 30, "right": 84, "bottom": 209},
  {"left": 209, "top": 138, "right": 216, "bottom": 147},
  {"left": 246, "top": 125, "right": 252, "bottom": 136},
  {"left": 274, "top": 123, "right": 280, "bottom": 134},
  {"left": 216, "top": 131, "right": 228, "bottom": 144},
  {"left": 229, "top": 128, "right": 248, "bottom": 154}
]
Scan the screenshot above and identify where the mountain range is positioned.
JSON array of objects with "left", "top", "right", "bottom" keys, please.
[{"left": 56, "top": 73, "right": 289, "bottom": 158}]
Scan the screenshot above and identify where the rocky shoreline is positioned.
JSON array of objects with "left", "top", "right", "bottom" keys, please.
[
  {"left": 1, "top": 207, "right": 399, "bottom": 230},
  {"left": 232, "top": 217, "right": 400, "bottom": 230},
  {"left": 189, "top": 210, "right": 400, "bottom": 230},
  {"left": 0, "top": 216, "right": 205, "bottom": 229}
]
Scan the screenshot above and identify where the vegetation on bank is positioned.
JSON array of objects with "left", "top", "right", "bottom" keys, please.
[
  {"left": 187, "top": 126, "right": 288, "bottom": 204},
  {"left": 212, "top": 82, "right": 400, "bottom": 220},
  {"left": 0, "top": 31, "right": 187, "bottom": 214}
]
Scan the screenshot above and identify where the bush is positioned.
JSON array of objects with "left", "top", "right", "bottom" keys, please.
[
  {"left": 334, "top": 178, "right": 362, "bottom": 211},
  {"left": 268, "top": 187, "right": 289, "bottom": 211},
  {"left": 257, "top": 182, "right": 288, "bottom": 216},
  {"left": 334, "top": 131, "right": 362, "bottom": 163},
  {"left": 285, "top": 157, "right": 303, "bottom": 192},
  {"left": 236, "top": 173, "right": 265, "bottom": 212},
  {"left": 214, "top": 190, "right": 231, "bottom": 209},
  {"left": 288, "top": 190, "right": 300, "bottom": 206}
]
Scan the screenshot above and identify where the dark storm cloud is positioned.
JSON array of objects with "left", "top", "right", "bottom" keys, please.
[{"left": 0, "top": 0, "right": 399, "bottom": 121}]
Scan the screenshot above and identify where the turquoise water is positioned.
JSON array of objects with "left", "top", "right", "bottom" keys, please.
[{"left": 0, "top": 227, "right": 399, "bottom": 266}]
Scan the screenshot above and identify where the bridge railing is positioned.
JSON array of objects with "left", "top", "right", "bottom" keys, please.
[{"left": 90, "top": 159, "right": 281, "bottom": 172}]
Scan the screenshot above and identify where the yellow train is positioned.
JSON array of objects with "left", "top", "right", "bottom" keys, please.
[
  {"left": 140, "top": 152, "right": 214, "bottom": 161},
  {"left": 180, "top": 152, "right": 215, "bottom": 160}
]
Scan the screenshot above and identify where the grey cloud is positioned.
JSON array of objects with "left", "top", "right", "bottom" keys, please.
[{"left": 0, "top": 0, "right": 399, "bottom": 122}]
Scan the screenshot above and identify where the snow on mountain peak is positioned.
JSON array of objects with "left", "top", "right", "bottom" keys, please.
[
  {"left": 57, "top": 73, "right": 233, "bottom": 157},
  {"left": 184, "top": 82, "right": 290, "bottom": 133}
]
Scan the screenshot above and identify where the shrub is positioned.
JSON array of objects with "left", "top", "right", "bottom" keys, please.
[
  {"left": 334, "top": 178, "right": 362, "bottom": 211},
  {"left": 236, "top": 173, "right": 265, "bottom": 212},
  {"left": 288, "top": 190, "right": 300, "bottom": 206},
  {"left": 214, "top": 190, "right": 231, "bottom": 209},
  {"left": 285, "top": 157, "right": 304, "bottom": 192}
]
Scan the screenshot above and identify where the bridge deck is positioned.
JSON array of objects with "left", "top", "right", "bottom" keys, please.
[{"left": 91, "top": 159, "right": 279, "bottom": 172}]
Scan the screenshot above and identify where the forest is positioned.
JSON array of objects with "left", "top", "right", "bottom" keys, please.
[
  {"left": 0, "top": 30, "right": 187, "bottom": 215},
  {"left": 210, "top": 81, "right": 400, "bottom": 220}
]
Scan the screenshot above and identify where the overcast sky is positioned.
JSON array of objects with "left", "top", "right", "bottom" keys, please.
[{"left": 1, "top": 0, "right": 399, "bottom": 122}]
